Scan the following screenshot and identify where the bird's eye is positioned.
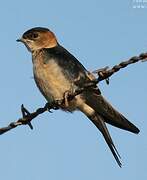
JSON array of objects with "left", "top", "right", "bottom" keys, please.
[
  {"left": 26, "top": 33, "right": 38, "bottom": 39},
  {"left": 23, "top": 32, "right": 39, "bottom": 40},
  {"left": 31, "top": 33, "right": 38, "bottom": 39}
]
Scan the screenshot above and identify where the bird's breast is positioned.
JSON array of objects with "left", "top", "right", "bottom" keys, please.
[{"left": 33, "top": 56, "right": 72, "bottom": 103}]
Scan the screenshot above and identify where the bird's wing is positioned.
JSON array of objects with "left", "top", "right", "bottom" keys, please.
[
  {"left": 82, "top": 89, "right": 140, "bottom": 134},
  {"left": 44, "top": 45, "right": 94, "bottom": 88}
]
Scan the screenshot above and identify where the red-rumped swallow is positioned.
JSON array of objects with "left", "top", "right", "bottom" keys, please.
[{"left": 17, "top": 27, "right": 140, "bottom": 167}]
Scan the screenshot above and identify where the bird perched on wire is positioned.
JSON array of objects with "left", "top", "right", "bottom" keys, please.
[{"left": 17, "top": 27, "right": 140, "bottom": 167}]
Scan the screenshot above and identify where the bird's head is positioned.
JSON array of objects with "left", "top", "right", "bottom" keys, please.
[{"left": 17, "top": 27, "right": 58, "bottom": 52}]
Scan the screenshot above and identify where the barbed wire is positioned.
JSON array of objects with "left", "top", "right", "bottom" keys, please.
[
  {"left": 94, "top": 52, "right": 147, "bottom": 84},
  {"left": 0, "top": 52, "right": 146, "bottom": 135}
]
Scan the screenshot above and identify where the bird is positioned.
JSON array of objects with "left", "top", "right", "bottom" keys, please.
[{"left": 17, "top": 27, "right": 140, "bottom": 167}]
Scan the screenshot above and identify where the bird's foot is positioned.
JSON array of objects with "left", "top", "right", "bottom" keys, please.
[
  {"left": 63, "top": 90, "right": 74, "bottom": 107},
  {"left": 63, "top": 91, "right": 70, "bottom": 107},
  {"left": 53, "top": 99, "right": 63, "bottom": 109}
]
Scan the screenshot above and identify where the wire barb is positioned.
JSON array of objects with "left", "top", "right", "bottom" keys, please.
[{"left": 21, "top": 104, "right": 33, "bottom": 129}]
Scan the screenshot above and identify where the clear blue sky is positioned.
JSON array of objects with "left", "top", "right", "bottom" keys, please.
[{"left": 0, "top": 0, "right": 146, "bottom": 179}]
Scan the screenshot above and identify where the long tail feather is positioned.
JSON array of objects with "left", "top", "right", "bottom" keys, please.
[{"left": 89, "top": 113, "right": 122, "bottom": 167}]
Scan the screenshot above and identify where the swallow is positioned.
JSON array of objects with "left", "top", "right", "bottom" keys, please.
[{"left": 17, "top": 27, "right": 140, "bottom": 167}]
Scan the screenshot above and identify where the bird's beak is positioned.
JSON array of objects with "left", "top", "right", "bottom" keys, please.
[{"left": 16, "top": 38, "right": 24, "bottom": 43}]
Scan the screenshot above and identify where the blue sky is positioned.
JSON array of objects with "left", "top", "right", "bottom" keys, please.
[{"left": 0, "top": 0, "right": 147, "bottom": 179}]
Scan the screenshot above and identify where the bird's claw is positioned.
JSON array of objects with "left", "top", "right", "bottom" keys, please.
[
  {"left": 63, "top": 90, "right": 74, "bottom": 107},
  {"left": 52, "top": 99, "right": 62, "bottom": 109},
  {"left": 51, "top": 90, "right": 73, "bottom": 109}
]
